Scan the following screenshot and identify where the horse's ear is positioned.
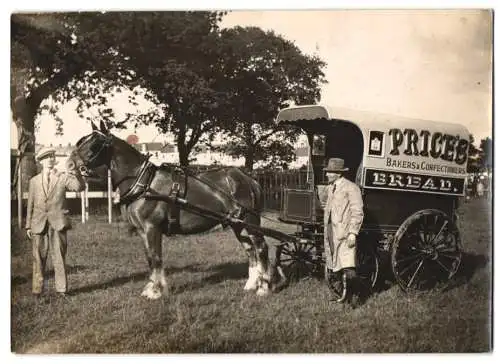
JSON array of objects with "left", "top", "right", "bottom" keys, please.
[
  {"left": 91, "top": 121, "right": 98, "bottom": 131},
  {"left": 100, "top": 120, "right": 108, "bottom": 134}
]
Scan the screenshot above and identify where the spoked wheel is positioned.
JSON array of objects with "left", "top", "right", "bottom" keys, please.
[
  {"left": 392, "top": 209, "right": 462, "bottom": 292},
  {"left": 357, "top": 244, "right": 380, "bottom": 292},
  {"left": 276, "top": 240, "right": 322, "bottom": 282}
]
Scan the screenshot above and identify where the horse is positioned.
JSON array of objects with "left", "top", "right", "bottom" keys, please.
[{"left": 68, "top": 121, "right": 285, "bottom": 299}]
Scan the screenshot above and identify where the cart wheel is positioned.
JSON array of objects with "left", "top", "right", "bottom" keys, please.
[
  {"left": 276, "top": 240, "right": 321, "bottom": 282},
  {"left": 357, "top": 244, "right": 379, "bottom": 291},
  {"left": 391, "top": 209, "right": 462, "bottom": 291}
]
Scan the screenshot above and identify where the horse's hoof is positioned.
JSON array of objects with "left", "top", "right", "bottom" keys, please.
[
  {"left": 244, "top": 281, "right": 258, "bottom": 291},
  {"left": 142, "top": 288, "right": 162, "bottom": 300},
  {"left": 141, "top": 282, "right": 163, "bottom": 300},
  {"left": 147, "top": 290, "right": 162, "bottom": 300},
  {"left": 256, "top": 287, "right": 270, "bottom": 296}
]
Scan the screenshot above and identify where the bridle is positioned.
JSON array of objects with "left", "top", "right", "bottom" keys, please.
[
  {"left": 73, "top": 131, "right": 113, "bottom": 175},
  {"left": 72, "top": 131, "right": 157, "bottom": 204}
]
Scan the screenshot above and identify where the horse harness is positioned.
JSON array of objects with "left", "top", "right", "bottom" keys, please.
[
  {"left": 119, "top": 160, "right": 188, "bottom": 234},
  {"left": 75, "top": 131, "right": 247, "bottom": 234}
]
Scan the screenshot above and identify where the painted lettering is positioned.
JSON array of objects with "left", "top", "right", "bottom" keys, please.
[
  {"left": 430, "top": 132, "right": 442, "bottom": 159},
  {"left": 389, "top": 129, "right": 404, "bottom": 155},
  {"left": 372, "top": 172, "right": 386, "bottom": 185},
  {"left": 440, "top": 179, "right": 452, "bottom": 191},
  {"left": 388, "top": 174, "right": 405, "bottom": 187},
  {"left": 455, "top": 139, "right": 469, "bottom": 165},
  {"left": 406, "top": 175, "right": 421, "bottom": 188},
  {"left": 441, "top": 134, "right": 457, "bottom": 162},
  {"left": 419, "top": 130, "right": 431, "bottom": 157},
  {"left": 403, "top": 129, "right": 419, "bottom": 156},
  {"left": 422, "top": 177, "right": 438, "bottom": 190},
  {"left": 387, "top": 128, "right": 469, "bottom": 166}
]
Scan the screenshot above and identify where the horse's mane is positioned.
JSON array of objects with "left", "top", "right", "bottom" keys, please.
[{"left": 112, "top": 135, "right": 144, "bottom": 158}]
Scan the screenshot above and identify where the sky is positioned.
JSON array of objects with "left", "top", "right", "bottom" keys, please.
[{"left": 10, "top": 9, "right": 493, "bottom": 148}]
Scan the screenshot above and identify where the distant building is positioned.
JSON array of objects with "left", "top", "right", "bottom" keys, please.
[{"left": 28, "top": 138, "right": 313, "bottom": 170}]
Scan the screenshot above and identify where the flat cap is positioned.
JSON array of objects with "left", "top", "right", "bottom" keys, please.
[{"left": 35, "top": 147, "right": 56, "bottom": 161}]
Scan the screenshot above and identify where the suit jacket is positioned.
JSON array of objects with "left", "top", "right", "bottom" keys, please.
[
  {"left": 322, "top": 177, "right": 364, "bottom": 240},
  {"left": 26, "top": 169, "right": 85, "bottom": 234}
]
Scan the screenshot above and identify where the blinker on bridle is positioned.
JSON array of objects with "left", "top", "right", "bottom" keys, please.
[{"left": 74, "top": 131, "right": 113, "bottom": 172}]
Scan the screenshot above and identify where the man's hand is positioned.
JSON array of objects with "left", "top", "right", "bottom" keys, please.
[
  {"left": 347, "top": 233, "right": 356, "bottom": 248},
  {"left": 26, "top": 229, "right": 33, "bottom": 240}
]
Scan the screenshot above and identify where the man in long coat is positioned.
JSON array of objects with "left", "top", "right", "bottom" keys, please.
[
  {"left": 25, "top": 147, "right": 85, "bottom": 297},
  {"left": 320, "top": 158, "right": 364, "bottom": 304}
]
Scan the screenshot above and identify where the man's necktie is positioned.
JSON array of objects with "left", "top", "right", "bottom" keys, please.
[{"left": 46, "top": 173, "right": 51, "bottom": 192}]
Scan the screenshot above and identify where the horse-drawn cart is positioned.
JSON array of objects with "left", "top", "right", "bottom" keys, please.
[
  {"left": 72, "top": 106, "right": 470, "bottom": 301},
  {"left": 146, "top": 104, "right": 469, "bottom": 301},
  {"left": 274, "top": 104, "right": 469, "bottom": 297}
]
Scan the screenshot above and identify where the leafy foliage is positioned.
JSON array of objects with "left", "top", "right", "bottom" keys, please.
[
  {"left": 12, "top": 13, "right": 326, "bottom": 172},
  {"left": 467, "top": 135, "right": 492, "bottom": 174},
  {"left": 214, "top": 26, "right": 327, "bottom": 170},
  {"left": 478, "top": 137, "right": 492, "bottom": 172}
]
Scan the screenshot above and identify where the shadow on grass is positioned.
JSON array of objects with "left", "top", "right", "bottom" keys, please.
[
  {"left": 442, "top": 252, "right": 490, "bottom": 292},
  {"left": 67, "top": 264, "right": 206, "bottom": 296},
  {"left": 203, "top": 262, "right": 248, "bottom": 283},
  {"left": 68, "top": 271, "right": 150, "bottom": 295},
  {"left": 172, "top": 262, "right": 248, "bottom": 295},
  {"left": 11, "top": 265, "right": 91, "bottom": 287},
  {"left": 371, "top": 251, "right": 489, "bottom": 295}
]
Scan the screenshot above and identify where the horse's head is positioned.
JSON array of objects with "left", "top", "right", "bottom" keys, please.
[{"left": 69, "top": 120, "right": 113, "bottom": 178}]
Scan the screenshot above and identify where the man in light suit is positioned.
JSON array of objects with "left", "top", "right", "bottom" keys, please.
[
  {"left": 25, "top": 147, "right": 85, "bottom": 297},
  {"left": 319, "top": 158, "right": 364, "bottom": 305}
]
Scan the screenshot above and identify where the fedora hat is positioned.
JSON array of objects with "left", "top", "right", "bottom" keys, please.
[
  {"left": 323, "top": 158, "right": 349, "bottom": 172},
  {"left": 36, "top": 147, "right": 56, "bottom": 162}
]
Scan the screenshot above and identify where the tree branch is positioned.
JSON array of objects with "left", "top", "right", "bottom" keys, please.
[{"left": 254, "top": 126, "right": 279, "bottom": 146}]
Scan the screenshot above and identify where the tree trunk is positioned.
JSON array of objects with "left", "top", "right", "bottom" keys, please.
[
  {"left": 12, "top": 97, "right": 39, "bottom": 197},
  {"left": 244, "top": 147, "right": 254, "bottom": 171},
  {"left": 177, "top": 134, "right": 190, "bottom": 167},
  {"left": 243, "top": 123, "right": 254, "bottom": 171},
  {"left": 178, "top": 147, "right": 190, "bottom": 167}
]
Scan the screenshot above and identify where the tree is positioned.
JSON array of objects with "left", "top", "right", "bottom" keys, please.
[
  {"left": 479, "top": 137, "right": 492, "bottom": 173},
  {"left": 11, "top": 10, "right": 227, "bottom": 192},
  {"left": 11, "top": 13, "right": 128, "bottom": 191},
  {"left": 213, "top": 26, "right": 327, "bottom": 170},
  {"left": 92, "top": 12, "right": 226, "bottom": 167},
  {"left": 467, "top": 134, "right": 481, "bottom": 173}
]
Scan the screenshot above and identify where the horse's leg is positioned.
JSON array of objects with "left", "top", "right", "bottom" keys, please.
[
  {"left": 139, "top": 224, "right": 166, "bottom": 300},
  {"left": 249, "top": 232, "right": 272, "bottom": 296},
  {"left": 246, "top": 231, "right": 288, "bottom": 295},
  {"left": 232, "top": 227, "right": 259, "bottom": 291}
]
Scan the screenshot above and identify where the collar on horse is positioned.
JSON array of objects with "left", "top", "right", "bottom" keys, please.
[
  {"left": 118, "top": 160, "right": 189, "bottom": 209},
  {"left": 119, "top": 157, "right": 159, "bottom": 205}
]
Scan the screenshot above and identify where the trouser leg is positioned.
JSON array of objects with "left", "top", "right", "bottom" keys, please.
[
  {"left": 50, "top": 228, "right": 68, "bottom": 293},
  {"left": 344, "top": 267, "right": 361, "bottom": 303},
  {"left": 325, "top": 220, "right": 335, "bottom": 271},
  {"left": 32, "top": 232, "right": 49, "bottom": 294}
]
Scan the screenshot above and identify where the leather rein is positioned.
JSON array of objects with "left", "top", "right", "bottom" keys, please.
[{"left": 74, "top": 133, "right": 257, "bottom": 221}]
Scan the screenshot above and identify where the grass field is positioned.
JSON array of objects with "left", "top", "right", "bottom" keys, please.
[{"left": 11, "top": 197, "right": 492, "bottom": 353}]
